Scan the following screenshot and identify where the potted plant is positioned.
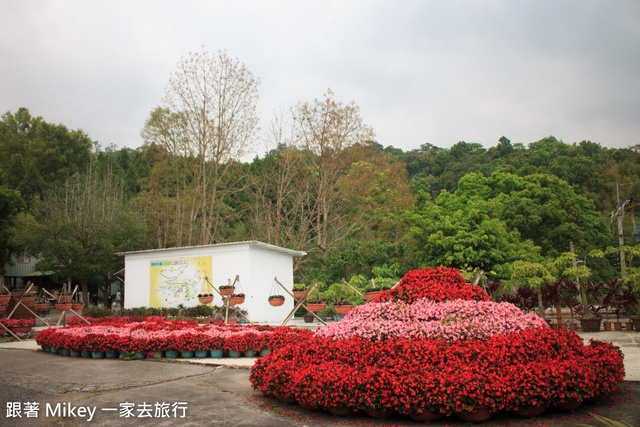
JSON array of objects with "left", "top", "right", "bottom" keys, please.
[
  {"left": 230, "top": 293, "right": 245, "bottom": 305},
  {"left": 306, "top": 299, "right": 326, "bottom": 313},
  {"left": 219, "top": 284, "right": 234, "bottom": 296},
  {"left": 292, "top": 285, "right": 307, "bottom": 300},
  {"left": 268, "top": 295, "right": 285, "bottom": 307},
  {"left": 198, "top": 293, "right": 214, "bottom": 304}
]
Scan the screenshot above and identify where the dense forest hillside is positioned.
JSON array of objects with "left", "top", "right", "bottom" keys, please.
[{"left": 1, "top": 105, "right": 639, "bottom": 299}]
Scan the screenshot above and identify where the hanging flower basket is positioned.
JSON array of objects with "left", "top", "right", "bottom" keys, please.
[
  {"left": 363, "top": 291, "right": 381, "bottom": 301},
  {"left": 198, "top": 294, "right": 214, "bottom": 304},
  {"left": 55, "top": 303, "right": 73, "bottom": 312},
  {"left": 293, "top": 290, "right": 306, "bottom": 300},
  {"left": 230, "top": 294, "right": 245, "bottom": 305},
  {"left": 11, "top": 291, "right": 23, "bottom": 298},
  {"left": 307, "top": 302, "right": 326, "bottom": 313},
  {"left": 268, "top": 296, "right": 285, "bottom": 307},
  {"left": 219, "top": 286, "right": 234, "bottom": 296},
  {"left": 58, "top": 295, "right": 72, "bottom": 303},
  {"left": 35, "top": 303, "right": 50, "bottom": 312},
  {"left": 334, "top": 304, "right": 353, "bottom": 315},
  {"left": 0, "top": 295, "right": 11, "bottom": 304},
  {"left": 21, "top": 296, "right": 37, "bottom": 306},
  {"left": 71, "top": 303, "right": 84, "bottom": 311}
]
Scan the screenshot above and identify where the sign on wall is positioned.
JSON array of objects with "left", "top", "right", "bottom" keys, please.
[{"left": 149, "top": 256, "right": 212, "bottom": 307}]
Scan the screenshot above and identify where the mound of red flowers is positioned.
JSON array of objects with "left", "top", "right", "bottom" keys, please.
[
  {"left": 250, "top": 267, "right": 625, "bottom": 422},
  {"left": 375, "top": 266, "right": 489, "bottom": 303}
]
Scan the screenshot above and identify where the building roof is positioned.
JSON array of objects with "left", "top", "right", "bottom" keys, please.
[{"left": 116, "top": 240, "right": 307, "bottom": 258}]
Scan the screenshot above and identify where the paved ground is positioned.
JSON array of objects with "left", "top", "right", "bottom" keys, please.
[{"left": 0, "top": 318, "right": 639, "bottom": 426}]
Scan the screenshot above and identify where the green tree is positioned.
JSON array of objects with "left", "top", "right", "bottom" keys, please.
[
  {"left": 0, "top": 186, "right": 26, "bottom": 276},
  {"left": 11, "top": 170, "right": 148, "bottom": 306},
  {"left": 0, "top": 108, "right": 92, "bottom": 201}
]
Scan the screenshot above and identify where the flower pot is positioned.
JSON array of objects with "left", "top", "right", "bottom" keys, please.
[
  {"left": 92, "top": 351, "right": 104, "bottom": 358},
  {"left": 276, "top": 395, "right": 296, "bottom": 404},
  {"left": 219, "top": 288, "right": 233, "bottom": 296},
  {"left": 61, "top": 348, "right": 70, "bottom": 356},
  {"left": 580, "top": 317, "right": 602, "bottom": 332},
  {"left": 230, "top": 296, "right": 245, "bottom": 305},
  {"left": 514, "top": 404, "right": 546, "bottom": 418},
  {"left": 0, "top": 295, "right": 10, "bottom": 304},
  {"left": 198, "top": 296, "right": 214, "bottom": 304},
  {"left": 613, "top": 321, "right": 622, "bottom": 331},
  {"left": 152, "top": 351, "right": 163, "bottom": 359},
  {"left": 181, "top": 350, "right": 194, "bottom": 358},
  {"left": 228, "top": 350, "right": 241, "bottom": 358},
  {"left": 259, "top": 349, "right": 271, "bottom": 357},
  {"left": 268, "top": 297, "right": 285, "bottom": 307},
  {"left": 558, "top": 323, "right": 568, "bottom": 331},
  {"left": 211, "top": 349, "right": 223, "bottom": 358},
  {"left": 307, "top": 302, "right": 326, "bottom": 313},
  {"left": 165, "top": 350, "right": 178, "bottom": 358},
  {"left": 50, "top": 347, "right": 59, "bottom": 354},
  {"left": 363, "top": 291, "right": 381, "bottom": 301},
  {"left": 293, "top": 291, "right": 306, "bottom": 300},
  {"left": 364, "top": 406, "right": 394, "bottom": 419},
  {"left": 134, "top": 351, "right": 146, "bottom": 359},
  {"left": 41, "top": 345, "right": 49, "bottom": 352},
  {"left": 195, "top": 350, "right": 208, "bottom": 358},
  {"left": 71, "top": 303, "right": 84, "bottom": 311},
  {"left": 410, "top": 409, "right": 443, "bottom": 422},
  {"left": 327, "top": 406, "right": 352, "bottom": 416},
  {"left": 9, "top": 326, "right": 32, "bottom": 334},
  {"left": 298, "top": 400, "right": 320, "bottom": 411},
  {"left": 603, "top": 322, "right": 612, "bottom": 331},
  {"left": 226, "top": 318, "right": 238, "bottom": 324},
  {"left": 11, "top": 291, "right": 23, "bottom": 298},
  {"left": 55, "top": 303, "right": 72, "bottom": 312},
  {"left": 335, "top": 304, "right": 353, "bottom": 315},
  {"left": 632, "top": 317, "right": 640, "bottom": 331},
  {"left": 624, "top": 321, "right": 634, "bottom": 331},
  {"left": 244, "top": 350, "right": 256, "bottom": 357},
  {"left": 457, "top": 407, "right": 493, "bottom": 423},
  {"left": 81, "top": 351, "right": 90, "bottom": 358},
  {"left": 21, "top": 296, "right": 36, "bottom": 307},
  {"left": 303, "top": 313, "right": 314, "bottom": 323},
  {"left": 35, "top": 303, "right": 50, "bottom": 312},
  {"left": 70, "top": 349, "right": 81, "bottom": 357},
  {"left": 557, "top": 398, "right": 582, "bottom": 411},
  {"left": 569, "top": 323, "right": 578, "bottom": 331},
  {"left": 105, "top": 351, "right": 118, "bottom": 359}
]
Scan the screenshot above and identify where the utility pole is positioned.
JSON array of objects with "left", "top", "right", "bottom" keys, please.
[{"left": 616, "top": 183, "right": 627, "bottom": 274}]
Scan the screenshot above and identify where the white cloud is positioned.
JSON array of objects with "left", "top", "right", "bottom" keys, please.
[{"left": 1, "top": 0, "right": 639, "bottom": 154}]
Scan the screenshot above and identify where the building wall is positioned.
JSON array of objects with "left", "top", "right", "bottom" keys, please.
[{"left": 122, "top": 243, "right": 298, "bottom": 322}]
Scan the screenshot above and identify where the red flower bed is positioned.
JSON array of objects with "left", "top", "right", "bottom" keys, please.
[
  {"left": 250, "top": 329, "right": 624, "bottom": 417},
  {"left": 250, "top": 267, "right": 625, "bottom": 421},
  {"left": 36, "top": 318, "right": 312, "bottom": 355},
  {"left": 375, "top": 267, "right": 490, "bottom": 303}
]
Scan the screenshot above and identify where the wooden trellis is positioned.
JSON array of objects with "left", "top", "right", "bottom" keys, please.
[
  {"left": 0, "top": 281, "right": 59, "bottom": 341},
  {"left": 275, "top": 278, "right": 328, "bottom": 326},
  {"left": 202, "top": 276, "right": 252, "bottom": 325}
]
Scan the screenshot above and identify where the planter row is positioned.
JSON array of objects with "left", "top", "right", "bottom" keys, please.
[
  {"left": 41, "top": 346, "right": 271, "bottom": 359},
  {"left": 267, "top": 394, "right": 587, "bottom": 422},
  {"left": 35, "top": 319, "right": 313, "bottom": 355}
]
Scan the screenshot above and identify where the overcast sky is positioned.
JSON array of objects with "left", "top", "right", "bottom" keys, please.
[{"left": 1, "top": 0, "right": 639, "bottom": 157}]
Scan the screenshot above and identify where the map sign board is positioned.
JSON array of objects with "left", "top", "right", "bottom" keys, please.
[{"left": 149, "top": 256, "right": 212, "bottom": 307}]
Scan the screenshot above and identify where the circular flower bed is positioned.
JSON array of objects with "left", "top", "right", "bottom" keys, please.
[
  {"left": 36, "top": 317, "right": 311, "bottom": 356},
  {"left": 250, "top": 267, "right": 625, "bottom": 421}
]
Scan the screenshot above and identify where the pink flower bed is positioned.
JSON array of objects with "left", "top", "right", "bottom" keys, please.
[
  {"left": 316, "top": 299, "right": 548, "bottom": 342},
  {"left": 36, "top": 318, "right": 312, "bottom": 354}
]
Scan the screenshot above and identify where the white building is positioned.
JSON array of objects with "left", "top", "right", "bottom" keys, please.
[{"left": 117, "top": 241, "right": 306, "bottom": 323}]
